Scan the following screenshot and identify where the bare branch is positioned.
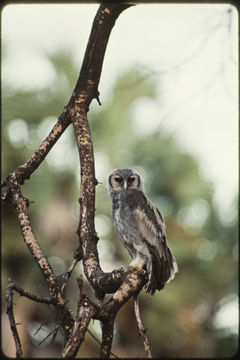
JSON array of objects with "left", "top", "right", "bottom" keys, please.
[
  {"left": 61, "top": 277, "right": 96, "bottom": 358},
  {"left": 6, "top": 282, "right": 23, "bottom": 358},
  {"left": 61, "top": 258, "right": 79, "bottom": 293},
  {"left": 3, "top": 4, "right": 152, "bottom": 358},
  {"left": 10, "top": 281, "right": 52, "bottom": 305},
  {"left": 38, "top": 321, "right": 62, "bottom": 346},
  {"left": 100, "top": 317, "right": 115, "bottom": 359},
  {"left": 101, "top": 269, "right": 147, "bottom": 317},
  {"left": 5, "top": 173, "right": 74, "bottom": 337},
  {"left": 71, "top": 3, "right": 134, "bottom": 300},
  {"left": 18, "top": 109, "right": 71, "bottom": 184},
  {"left": 72, "top": 4, "right": 133, "bottom": 108},
  {"left": 87, "top": 328, "right": 119, "bottom": 359},
  {"left": 134, "top": 296, "right": 152, "bottom": 358},
  {"left": 2, "top": 109, "right": 71, "bottom": 189}
]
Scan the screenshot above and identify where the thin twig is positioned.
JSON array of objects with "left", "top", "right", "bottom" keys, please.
[
  {"left": 6, "top": 279, "right": 54, "bottom": 357},
  {"left": 6, "top": 282, "right": 23, "bottom": 358},
  {"left": 133, "top": 295, "right": 152, "bottom": 358},
  {"left": 13, "top": 283, "right": 52, "bottom": 305},
  {"left": 61, "top": 258, "right": 78, "bottom": 292},
  {"left": 34, "top": 320, "right": 49, "bottom": 336},
  {"left": 38, "top": 322, "right": 62, "bottom": 346}
]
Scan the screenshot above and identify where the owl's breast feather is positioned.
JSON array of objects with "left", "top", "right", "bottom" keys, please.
[
  {"left": 112, "top": 191, "right": 141, "bottom": 239},
  {"left": 112, "top": 191, "right": 134, "bottom": 219}
]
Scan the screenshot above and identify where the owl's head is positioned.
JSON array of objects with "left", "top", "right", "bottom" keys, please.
[{"left": 108, "top": 168, "right": 144, "bottom": 194}]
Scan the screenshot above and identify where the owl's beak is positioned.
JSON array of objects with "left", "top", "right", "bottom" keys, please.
[{"left": 123, "top": 180, "right": 128, "bottom": 191}]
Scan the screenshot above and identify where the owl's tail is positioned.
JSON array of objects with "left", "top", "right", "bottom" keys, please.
[{"left": 145, "top": 244, "right": 178, "bottom": 295}]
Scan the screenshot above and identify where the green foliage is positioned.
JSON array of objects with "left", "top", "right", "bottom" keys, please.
[{"left": 1, "top": 49, "right": 238, "bottom": 358}]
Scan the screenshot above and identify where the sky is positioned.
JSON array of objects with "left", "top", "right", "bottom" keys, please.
[{"left": 1, "top": 3, "right": 238, "bottom": 221}]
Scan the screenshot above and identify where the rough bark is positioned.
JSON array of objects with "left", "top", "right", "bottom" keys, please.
[{"left": 2, "top": 3, "right": 151, "bottom": 358}]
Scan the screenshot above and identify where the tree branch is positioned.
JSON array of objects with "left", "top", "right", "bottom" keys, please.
[
  {"left": 2, "top": 3, "right": 154, "bottom": 358},
  {"left": 61, "top": 258, "right": 79, "bottom": 293},
  {"left": 8, "top": 280, "right": 52, "bottom": 305},
  {"left": 72, "top": 4, "right": 133, "bottom": 109},
  {"left": 6, "top": 282, "right": 23, "bottom": 358},
  {"left": 134, "top": 296, "right": 152, "bottom": 358},
  {"left": 5, "top": 172, "right": 74, "bottom": 338},
  {"left": 101, "top": 269, "right": 147, "bottom": 316},
  {"left": 61, "top": 277, "right": 96, "bottom": 358},
  {"left": 100, "top": 317, "right": 115, "bottom": 359},
  {"left": 2, "top": 109, "right": 71, "bottom": 188},
  {"left": 71, "top": 2, "right": 136, "bottom": 300},
  {"left": 87, "top": 328, "right": 119, "bottom": 359}
]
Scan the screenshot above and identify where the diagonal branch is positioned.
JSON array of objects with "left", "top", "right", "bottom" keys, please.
[
  {"left": 2, "top": 109, "right": 71, "bottom": 188},
  {"left": 72, "top": 4, "right": 133, "bottom": 108},
  {"left": 6, "top": 173, "right": 63, "bottom": 299},
  {"left": 8, "top": 280, "right": 52, "bottom": 305},
  {"left": 92, "top": 269, "right": 147, "bottom": 322},
  {"left": 5, "top": 173, "right": 74, "bottom": 338},
  {"left": 3, "top": 3, "right": 152, "bottom": 358},
  {"left": 101, "top": 269, "right": 147, "bottom": 316},
  {"left": 61, "top": 258, "right": 79, "bottom": 293}
]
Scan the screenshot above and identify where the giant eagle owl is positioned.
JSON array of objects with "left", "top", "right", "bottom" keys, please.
[{"left": 108, "top": 168, "right": 178, "bottom": 295}]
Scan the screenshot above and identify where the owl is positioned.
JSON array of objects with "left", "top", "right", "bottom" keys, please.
[{"left": 108, "top": 168, "right": 178, "bottom": 295}]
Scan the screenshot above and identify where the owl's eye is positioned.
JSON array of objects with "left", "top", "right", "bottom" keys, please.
[
  {"left": 128, "top": 177, "right": 135, "bottom": 183},
  {"left": 114, "top": 177, "right": 122, "bottom": 183}
]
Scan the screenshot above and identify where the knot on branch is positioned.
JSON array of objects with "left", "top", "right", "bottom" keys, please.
[{"left": 2, "top": 172, "right": 19, "bottom": 205}]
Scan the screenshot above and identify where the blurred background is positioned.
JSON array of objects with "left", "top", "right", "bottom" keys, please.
[{"left": 1, "top": 3, "right": 238, "bottom": 358}]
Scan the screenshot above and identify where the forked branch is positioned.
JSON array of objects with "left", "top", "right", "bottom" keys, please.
[{"left": 3, "top": 3, "right": 152, "bottom": 358}]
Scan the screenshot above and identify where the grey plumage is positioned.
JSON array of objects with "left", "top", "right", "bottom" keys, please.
[{"left": 108, "top": 168, "right": 178, "bottom": 295}]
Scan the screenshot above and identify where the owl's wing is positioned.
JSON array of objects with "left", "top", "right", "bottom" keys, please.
[{"left": 129, "top": 190, "right": 178, "bottom": 294}]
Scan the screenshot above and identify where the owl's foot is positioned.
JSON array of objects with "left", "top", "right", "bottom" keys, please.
[{"left": 118, "top": 266, "right": 127, "bottom": 275}]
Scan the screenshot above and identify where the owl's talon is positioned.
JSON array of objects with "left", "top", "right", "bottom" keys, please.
[
  {"left": 115, "top": 266, "right": 127, "bottom": 276},
  {"left": 120, "top": 266, "right": 126, "bottom": 275}
]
